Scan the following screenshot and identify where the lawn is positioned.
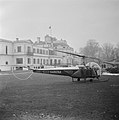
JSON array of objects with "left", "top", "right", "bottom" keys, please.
[{"left": 0, "top": 72, "right": 119, "bottom": 120}]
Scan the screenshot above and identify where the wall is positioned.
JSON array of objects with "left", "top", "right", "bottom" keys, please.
[{"left": 0, "top": 41, "right": 13, "bottom": 71}]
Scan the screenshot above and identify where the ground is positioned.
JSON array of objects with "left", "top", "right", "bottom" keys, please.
[{"left": 0, "top": 71, "right": 119, "bottom": 120}]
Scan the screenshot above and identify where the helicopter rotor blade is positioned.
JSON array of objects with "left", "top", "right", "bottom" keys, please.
[
  {"left": 54, "top": 49, "right": 119, "bottom": 66},
  {"left": 55, "top": 49, "right": 100, "bottom": 60},
  {"left": 102, "top": 61, "right": 119, "bottom": 66},
  {"left": 54, "top": 49, "right": 85, "bottom": 58}
]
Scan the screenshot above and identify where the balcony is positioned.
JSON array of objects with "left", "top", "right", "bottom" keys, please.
[{"left": 26, "top": 51, "right": 34, "bottom": 56}]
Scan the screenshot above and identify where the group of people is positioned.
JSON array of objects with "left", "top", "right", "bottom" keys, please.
[{"left": 78, "top": 62, "right": 101, "bottom": 81}]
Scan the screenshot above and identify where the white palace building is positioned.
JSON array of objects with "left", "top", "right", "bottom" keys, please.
[{"left": 0, "top": 35, "right": 79, "bottom": 71}]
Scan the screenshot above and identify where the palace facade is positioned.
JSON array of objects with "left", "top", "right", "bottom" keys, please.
[{"left": 0, "top": 35, "right": 79, "bottom": 71}]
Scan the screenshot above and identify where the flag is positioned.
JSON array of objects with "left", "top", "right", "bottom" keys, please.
[{"left": 49, "top": 26, "right": 51, "bottom": 29}]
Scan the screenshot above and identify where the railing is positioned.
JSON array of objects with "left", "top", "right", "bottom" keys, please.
[{"left": 26, "top": 51, "right": 34, "bottom": 56}]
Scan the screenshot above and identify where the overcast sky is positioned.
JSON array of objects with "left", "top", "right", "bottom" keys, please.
[{"left": 0, "top": 0, "right": 119, "bottom": 51}]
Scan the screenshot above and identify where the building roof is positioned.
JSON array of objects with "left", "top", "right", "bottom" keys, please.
[
  {"left": 53, "top": 42, "right": 69, "bottom": 47},
  {"left": 34, "top": 41, "right": 46, "bottom": 45},
  {"left": 0, "top": 38, "right": 12, "bottom": 43},
  {"left": 14, "top": 39, "right": 33, "bottom": 44}
]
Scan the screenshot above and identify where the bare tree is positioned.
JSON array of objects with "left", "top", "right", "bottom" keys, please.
[
  {"left": 79, "top": 39, "right": 100, "bottom": 63},
  {"left": 80, "top": 39, "right": 100, "bottom": 57},
  {"left": 101, "top": 43, "right": 115, "bottom": 61},
  {"left": 114, "top": 43, "right": 119, "bottom": 61},
  {"left": 79, "top": 40, "right": 119, "bottom": 63}
]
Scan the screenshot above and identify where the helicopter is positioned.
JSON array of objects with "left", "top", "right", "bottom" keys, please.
[{"left": 33, "top": 49, "right": 103, "bottom": 82}]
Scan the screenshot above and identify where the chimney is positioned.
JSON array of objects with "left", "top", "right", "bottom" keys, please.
[
  {"left": 37, "top": 37, "right": 40, "bottom": 43},
  {"left": 16, "top": 38, "right": 19, "bottom": 41}
]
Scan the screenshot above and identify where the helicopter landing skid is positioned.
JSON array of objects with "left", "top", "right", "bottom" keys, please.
[{"left": 72, "top": 77, "right": 109, "bottom": 83}]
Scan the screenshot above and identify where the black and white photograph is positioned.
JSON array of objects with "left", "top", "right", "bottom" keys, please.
[{"left": 0, "top": 0, "right": 119, "bottom": 119}]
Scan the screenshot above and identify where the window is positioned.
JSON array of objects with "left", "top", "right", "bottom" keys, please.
[
  {"left": 46, "top": 59, "right": 49, "bottom": 65},
  {"left": 54, "top": 59, "right": 57, "bottom": 65},
  {"left": 46, "top": 50, "right": 48, "bottom": 55},
  {"left": 37, "top": 59, "right": 39, "bottom": 64},
  {"left": 6, "top": 46, "right": 8, "bottom": 54},
  {"left": 16, "top": 58, "right": 23, "bottom": 64},
  {"left": 17, "top": 46, "right": 21, "bottom": 52},
  {"left": 58, "top": 60, "right": 61, "bottom": 64},
  {"left": 27, "top": 46, "right": 31, "bottom": 52},
  {"left": 27, "top": 58, "right": 31, "bottom": 64},
  {"left": 43, "top": 50, "right": 45, "bottom": 54},
  {"left": 40, "top": 49, "right": 42, "bottom": 54},
  {"left": 37, "top": 49, "right": 39, "bottom": 53},
  {"left": 33, "top": 48, "right": 36, "bottom": 53},
  {"left": 43, "top": 59, "right": 45, "bottom": 64},
  {"left": 33, "top": 58, "right": 36, "bottom": 64},
  {"left": 41, "top": 59, "right": 42, "bottom": 65},
  {"left": 49, "top": 50, "right": 54, "bottom": 55},
  {"left": 45, "top": 59, "right": 47, "bottom": 64},
  {"left": 50, "top": 59, "right": 52, "bottom": 65}
]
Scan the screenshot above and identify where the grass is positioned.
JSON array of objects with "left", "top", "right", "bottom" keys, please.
[{"left": 0, "top": 72, "right": 119, "bottom": 120}]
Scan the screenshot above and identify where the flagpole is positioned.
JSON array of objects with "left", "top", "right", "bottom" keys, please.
[{"left": 49, "top": 26, "right": 52, "bottom": 36}]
